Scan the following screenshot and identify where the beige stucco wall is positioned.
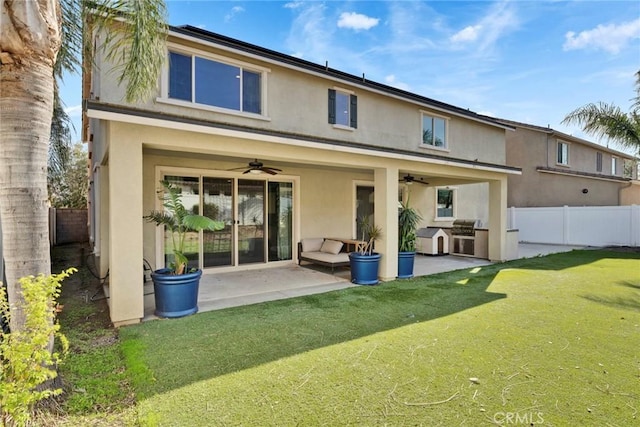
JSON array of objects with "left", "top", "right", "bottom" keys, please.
[
  {"left": 91, "top": 31, "right": 507, "bottom": 166},
  {"left": 506, "top": 126, "right": 636, "bottom": 207}
]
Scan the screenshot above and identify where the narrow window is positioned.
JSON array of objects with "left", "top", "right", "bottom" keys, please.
[
  {"left": 422, "top": 114, "right": 447, "bottom": 148},
  {"left": 168, "top": 52, "right": 192, "bottom": 101},
  {"left": 596, "top": 152, "right": 603, "bottom": 172},
  {"left": 623, "top": 159, "right": 633, "bottom": 178},
  {"left": 611, "top": 157, "right": 618, "bottom": 175},
  {"left": 435, "top": 188, "right": 455, "bottom": 219},
  {"left": 557, "top": 142, "right": 569, "bottom": 165},
  {"left": 328, "top": 89, "right": 357, "bottom": 128}
]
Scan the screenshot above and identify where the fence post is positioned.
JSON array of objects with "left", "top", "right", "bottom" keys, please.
[
  {"left": 631, "top": 205, "right": 640, "bottom": 247},
  {"left": 562, "top": 205, "right": 570, "bottom": 245}
]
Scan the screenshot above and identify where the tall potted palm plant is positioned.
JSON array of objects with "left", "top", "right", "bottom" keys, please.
[
  {"left": 144, "top": 180, "right": 224, "bottom": 318},
  {"left": 397, "top": 198, "right": 422, "bottom": 279},
  {"left": 349, "top": 216, "right": 383, "bottom": 285}
]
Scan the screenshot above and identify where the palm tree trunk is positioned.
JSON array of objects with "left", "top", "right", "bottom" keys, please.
[{"left": 0, "top": 0, "right": 61, "bottom": 331}]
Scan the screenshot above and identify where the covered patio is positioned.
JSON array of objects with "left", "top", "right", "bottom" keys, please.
[{"left": 143, "top": 243, "right": 585, "bottom": 320}]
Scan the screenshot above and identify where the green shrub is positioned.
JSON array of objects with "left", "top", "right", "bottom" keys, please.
[{"left": 0, "top": 269, "right": 75, "bottom": 426}]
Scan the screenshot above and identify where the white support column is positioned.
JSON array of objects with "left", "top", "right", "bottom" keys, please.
[
  {"left": 374, "top": 167, "right": 398, "bottom": 280},
  {"left": 108, "top": 136, "right": 144, "bottom": 326},
  {"left": 488, "top": 179, "right": 507, "bottom": 262}
]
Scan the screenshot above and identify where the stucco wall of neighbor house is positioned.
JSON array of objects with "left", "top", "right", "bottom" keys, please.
[
  {"left": 92, "top": 31, "right": 508, "bottom": 167},
  {"left": 620, "top": 182, "right": 640, "bottom": 205},
  {"left": 506, "top": 126, "right": 636, "bottom": 207}
]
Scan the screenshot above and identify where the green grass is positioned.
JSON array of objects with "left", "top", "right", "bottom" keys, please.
[{"left": 114, "top": 249, "right": 640, "bottom": 426}]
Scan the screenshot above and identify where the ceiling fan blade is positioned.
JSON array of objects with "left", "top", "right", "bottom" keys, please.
[{"left": 262, "top": 168, "right": 278, "bottom": 175}]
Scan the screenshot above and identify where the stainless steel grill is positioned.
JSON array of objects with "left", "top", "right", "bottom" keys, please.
[
  {"left": 451, "top": 219, "right": 477, "bottom": 236},
  {"left": 451, "top": 219, "right": 478, "bottom": 256}
]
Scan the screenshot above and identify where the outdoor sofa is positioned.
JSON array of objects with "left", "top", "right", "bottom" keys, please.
[{"left": 298, "top": 238, "right": 350, "bottom": 273}]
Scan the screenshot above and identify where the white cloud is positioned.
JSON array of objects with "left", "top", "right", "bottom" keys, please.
[
  {"left": 384, "top": 75, "right": 410, "bottom": 91},
  {"left": 284, "top": 2, "right": 303, "bottom": 9},
  {"left": 449, "top": 1, "right": 519, "bottom": 53},
  {"left": 563, "top": 18, "right": 640, "bottom": 54},
  {"left": 337, "top": 12, "right": 379, "bottom": 31},
  {"left": 224, "top": 6, "right": 245, "bottom": 23},
  {"left": 451, "top": 25, "right": 482, "bottom": 43},
  {"left": 64, "top": 105, "right": 82, "bottom": 118}
]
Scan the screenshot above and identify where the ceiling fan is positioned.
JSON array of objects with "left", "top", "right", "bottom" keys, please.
[
  {"left": 229, "top": 159, "right": 282, "bottom": 175},
  {"left": 399, "top": 174, "right": 428, "bottom": 185}
]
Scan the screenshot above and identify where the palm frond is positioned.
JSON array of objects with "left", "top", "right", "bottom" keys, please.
[
  {"left": 48, "top": 85, "right": 73, "bottom": 178},
  {"left": 143, "top": 210, "right": 178, "bottom": 231},
  {"left": 90, "top": 0, "right": 168, "bottom": 103},
  {"left": 56, "top": 0, "right": 83, "bottom": 78},
  {"left": 562, "top": 102, "right": 640, "bottom": 152},
  {"left": 183, "top": 215, "right": 225, "bottom": 232}
]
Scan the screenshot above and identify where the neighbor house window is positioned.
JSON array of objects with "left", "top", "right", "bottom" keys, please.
[
  {"left": 168, "top": 51, "right": 262, "bottom": 114},
  {"left": 422, "top": 114, "right": 447, "bottom": 149},
  {"left": 328, "top": 88, "right": 357, "bottom": 128},
  {"left": 623, "top": 159, "right": 634, "bottom": 178},
  {"left": 435, "top": 187, "right": 455, "bottom": 219},
  {"left": 611, "top": 157, "right": 618, "bottom": 175},
  {"left": 596, "top": 152, "right": 603, "bottom": 172},
  {"left": 557, "top": 141, "right": 569, "bottom": 165}
]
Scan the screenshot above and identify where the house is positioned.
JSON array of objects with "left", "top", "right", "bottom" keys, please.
[
  {"left": 83, "top": 25, "right": 521, "bottom": 326},
  {"left": 499, "top": 119, "right": 640, "bottom": 207}
]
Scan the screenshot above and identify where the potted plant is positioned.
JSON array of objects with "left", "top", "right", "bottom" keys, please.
[
  {"left": 144, "top": 180, "right": 224, "bottom": 318},
  {"left": 349, "top": 215, "right": 383, "bottom": 285},
  {"left": 397, "top": 196, "right": 422, "bottom": 279}
]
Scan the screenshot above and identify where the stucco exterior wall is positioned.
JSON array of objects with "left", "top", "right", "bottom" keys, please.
[
  {"left": 506, "top": 126, "right": 636, "bottom": 207},
  {"left": 91, "top": 31, "right": 507, "bottom": 166}
]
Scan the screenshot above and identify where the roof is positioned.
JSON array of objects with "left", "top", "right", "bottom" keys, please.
[
  {"left": 169, "top": 25, "right": 514, "bottom": 132},
  {"left": 494, "top": 117, "right": 639, "bottom": 160}
]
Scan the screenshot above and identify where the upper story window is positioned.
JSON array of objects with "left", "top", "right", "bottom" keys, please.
[
  {"left": 422, "top": 113, "right": 447, "bottom": 149},
  {"left": 611, "top": 157, "right": 619, "bottom": 175},
  {"left": 435, "top": 187, "right": 456, "bottom": 220},
  {"left": 596, "top": 152, "right": 603, "bottom": 172},
  {"left": 168, "top": 51, "right": 263, "bottom": 115},
  {"left": 557, "top": 141, "right": 569, "bottom": 166},
  {"left": 328, "top": 88, "right": 357, "bottom": 128},
  {"left": 623, "top": 159, "right": 634, "bottom": 179}
]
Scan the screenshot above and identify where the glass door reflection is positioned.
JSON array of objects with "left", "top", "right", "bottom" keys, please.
[
  {"left": 202, "top": 177, "right": 233, "bottom": 267},
  {"left": 238, "top": 179, "right": 265, "bottom": 264}
]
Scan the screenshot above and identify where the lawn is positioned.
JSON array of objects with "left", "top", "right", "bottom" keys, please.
[
  {"left": 108, "top": 249, "right": 640, "bottom": 426},
  {"left": 49, "top": 248, "right": 639, "bottom": 426}
]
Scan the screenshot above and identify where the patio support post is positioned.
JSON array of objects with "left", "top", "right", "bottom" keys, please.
[
  {"left": 488, "top": 178, "right": 507, "bottom": 261},
  {"left": 374, "top": 167, "right": 398, "bottom": 280},
  {"left": 108, "top": 132, "right": 144, "bottom": 326}
]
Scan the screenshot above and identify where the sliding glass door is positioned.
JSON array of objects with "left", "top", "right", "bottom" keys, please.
[{"left": 161, "top": 174, "right": 292, "bottom": 269}]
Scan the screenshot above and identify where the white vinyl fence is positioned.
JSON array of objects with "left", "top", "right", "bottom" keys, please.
[{"left": 508, "top": 205, "right": 640, "bottom": 247}]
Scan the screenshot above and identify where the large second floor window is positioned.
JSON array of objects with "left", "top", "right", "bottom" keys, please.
[
  {"left": 422, "top": 114, "right": 447, "bottom": 149},
  {"left": 168, "top": 51, "right": 262, "bottom": 114},
  {"left": 557, "top": 141, "right": 569, "bottom": 165},
  {"left": 623, "top": 159, "right": 634, "bottom": 178},
  {"left": 596, "top": 152, "right": 603, "bottom": 172}
]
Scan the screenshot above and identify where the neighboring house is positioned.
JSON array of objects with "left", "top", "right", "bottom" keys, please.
[
  {"left": 83, "top": 25, "right": 520, "bottom": 326},
  {"left": 499, "top": 119, "right": 640, "bottom": 207}
]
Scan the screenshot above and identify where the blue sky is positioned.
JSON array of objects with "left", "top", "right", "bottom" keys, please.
[{"left": 61, "top": 0, "right": 640, "bottom": 153}]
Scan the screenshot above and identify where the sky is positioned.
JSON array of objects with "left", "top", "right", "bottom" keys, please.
[{"left": 61, "top": 0, "right": 640, "bottom": 154}]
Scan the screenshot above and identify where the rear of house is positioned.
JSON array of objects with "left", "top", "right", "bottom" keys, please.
[{"left": 83, "top": 25, "right": 520, "bottom": 326}]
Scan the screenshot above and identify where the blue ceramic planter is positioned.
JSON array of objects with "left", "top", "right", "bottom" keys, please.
[
  {"left": 397, "top": 251, "right": 416, "bottom": 279},
  {"left": 349, "top": 252, "right": 381, "bottom": 285},
  {"left": 151, "top": 268, "right": 202, "bottom": 318}
]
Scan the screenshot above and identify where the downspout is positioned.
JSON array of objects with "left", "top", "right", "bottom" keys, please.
[{"left": 618, "top": 181, "right": 633, "bottom": 205}]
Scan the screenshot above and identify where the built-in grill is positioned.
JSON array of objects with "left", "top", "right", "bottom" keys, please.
[{"left": 451, "top": 219, "right": 478, "bottom": 256}]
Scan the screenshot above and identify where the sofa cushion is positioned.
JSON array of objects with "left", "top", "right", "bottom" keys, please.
[
  {"left": 301, "top": 238, "right": 324, "bottom": 252},
  {"left": 320, "top": 239, "right": 343, "bottom": 255},
  {"left": 301, "top": 251, "right": 349, "bottom": 264}
]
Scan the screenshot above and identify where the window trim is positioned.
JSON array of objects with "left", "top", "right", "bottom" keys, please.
[
  {"left": 420, "top": 111, "right": 450, "bottom": 152},
  {"left": 434, "top": 186, "right": 456, "bottom": 221},
  {"left": 611, "top": 156, "right": 619, "bottom": 176},
  {"left": 328, "top": 87, "right": 357, "bottom": 129},
  {"left": 160, "top": 43, "right": 270, "bottom": 118},
  {"left": 556, "top": 140, "right": 570, "bottom": 166}
]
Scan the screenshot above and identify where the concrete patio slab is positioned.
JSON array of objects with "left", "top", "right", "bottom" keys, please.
[{"left": 143, "top": 243, "right": 592, "bottom": 320}]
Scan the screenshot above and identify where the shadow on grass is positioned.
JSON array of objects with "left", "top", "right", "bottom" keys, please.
[
  {"left": 581, "top": 280, "right": 640, "bottom": 313},
  {"left": 118, "top": 249, "right": 640, "bottom": 398}
]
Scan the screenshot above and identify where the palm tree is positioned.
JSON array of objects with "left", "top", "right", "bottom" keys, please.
[
  {"left": 562, "top": 70, "right": 640, "bottom": 155},
  {"left": 0, "top": 0, "right": 167, "bottom": 331}
]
